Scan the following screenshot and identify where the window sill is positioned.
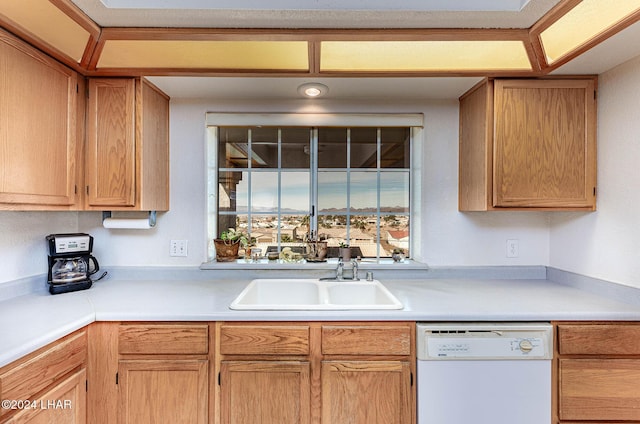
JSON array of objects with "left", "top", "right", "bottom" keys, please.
[{"left": 200, "top": 258, "right": 428, "bottom": 271}]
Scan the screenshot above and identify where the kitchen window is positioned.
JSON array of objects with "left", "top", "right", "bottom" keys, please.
[{"left": 206, "top": 113, "right": 423, "bottom": 261}]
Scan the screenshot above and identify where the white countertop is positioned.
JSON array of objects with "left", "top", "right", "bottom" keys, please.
[{"left": 2, "top": 272, "right": 640, "bottom": 367}]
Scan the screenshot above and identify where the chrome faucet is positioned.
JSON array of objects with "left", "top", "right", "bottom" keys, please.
[
  {"left": 351, "top": 259, "right": 360, "bottom": 281},
  {"left": 334, "top": 258, "right": 360, "bottom": 281},
  {"left": 321, "top": 258, "right": 361, "bottom": 281},
  {"left": 335, "top": 258, "right": 345, "bottom": 280}
]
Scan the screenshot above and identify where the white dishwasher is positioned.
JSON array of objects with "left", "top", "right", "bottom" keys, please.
[{"left": 417, "top": 323, "right": 553, "bottom": 424}]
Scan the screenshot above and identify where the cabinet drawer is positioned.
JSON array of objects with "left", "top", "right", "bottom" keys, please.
[
  {"left": 118, "top": 324, "right": 209, "bottom": 355},
  {"left": 220, "top": 324, "right": 309, "bottom": 355},
  {"left": 559, "top": 358, "right": 640, "bottom": 421},
  {"left": 0, "top": 330, "right": 86, "bottom": 411},
  {"left": 322, "top": 324, "right": 411, "bottom": 356},
  {"left": 558, "top": 324, "right": 640, "bottom": 355}
]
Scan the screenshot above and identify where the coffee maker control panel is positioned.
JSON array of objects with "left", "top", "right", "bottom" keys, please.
[{"left": 48, "top": 233, "right": 92, "bottom": 255}]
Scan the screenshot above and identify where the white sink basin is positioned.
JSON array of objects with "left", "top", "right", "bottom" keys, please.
[{"left": 229, "top": 278, "right": 403, "bottom": 310}]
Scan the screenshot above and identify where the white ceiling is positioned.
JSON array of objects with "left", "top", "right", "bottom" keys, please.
[
  {"left": 70, "top": 0, "right": 640, "bottom": 100},
  {"left": 73, "top": 0, "right": 559, "bottom": 29}
]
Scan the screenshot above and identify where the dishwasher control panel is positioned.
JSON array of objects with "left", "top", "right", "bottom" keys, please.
[{"left": 417, "top": 323, "right": 553, "bottom": 360}]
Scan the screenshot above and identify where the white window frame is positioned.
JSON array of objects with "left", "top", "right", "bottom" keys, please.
[{"left": 205, "top": 113, "right": 424, "bottom": 263}]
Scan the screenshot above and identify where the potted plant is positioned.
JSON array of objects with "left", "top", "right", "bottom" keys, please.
[
  {"left": 339, "top": 241, "right": 351, "bottom": 261},
  {"left": 214, "top": 228, "right": 249, "bottom": 262}
]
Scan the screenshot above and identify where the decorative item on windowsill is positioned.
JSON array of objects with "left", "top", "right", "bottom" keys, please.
[
  {"left": 214, "top": 228, "right": 249, "bottom": 262},
  {"left": 305, "top": 231, "right": 328, "bottom": 262},
  {"left": 392, "top": 248, "right": 406, "bottom": 263},
  {"left": 242, "top": 237, "right": 258, "bottom": 262},
  {"left": 339, "top": 241, "right": 351, "bottom": 262},
  {"left": 279, "top": 247, "right": 303, "bottom": 263}
]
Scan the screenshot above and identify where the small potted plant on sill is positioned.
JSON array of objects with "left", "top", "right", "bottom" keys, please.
[
  {"left": 339, "top": 241, "right": 351, "bottom": 261},
  {"left": 392, "top": 248, "right": 406, "bottom": 263},
  {"left": 214, "top": 228, "right": 249, "bottom": 262}
]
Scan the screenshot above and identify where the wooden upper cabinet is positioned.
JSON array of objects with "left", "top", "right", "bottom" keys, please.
[
  {"left": 0, "top": 29, "right": 78, "bottom": 209},
  {"left": 86, "top": 77, "right": 169, "bottom": 211},
  {"left": 86, "top": 78, "right": 136, "bottom": 207},
  {"left": 459, "top": 78, "right": 597, "bottom": 211}
]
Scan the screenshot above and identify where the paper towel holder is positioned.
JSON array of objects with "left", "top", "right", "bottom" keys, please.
[{"left": 102, "top": 211, "right": 157, "bottom": 228}]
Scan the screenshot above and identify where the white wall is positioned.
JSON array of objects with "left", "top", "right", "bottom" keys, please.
[
  {"left": 78, "top": 97, "right": 551, "bottom": 268},
  {"left": 0, "top": 95, "right": 552, "bottom": 284},
  {"left": 550, "top": 55, "right": 640, "bottom": 288},
  {"left": 0, "top": 212, "right": 77, "bottom": 282}
]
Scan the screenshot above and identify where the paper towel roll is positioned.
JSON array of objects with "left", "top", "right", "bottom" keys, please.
[{"left": 103, "top": 218, "right": 152, "bottom": 229}]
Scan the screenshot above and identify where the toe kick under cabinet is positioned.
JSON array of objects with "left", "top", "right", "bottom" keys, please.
[{"left": 556, "top": 322, "right": 640, "bottom": 423}]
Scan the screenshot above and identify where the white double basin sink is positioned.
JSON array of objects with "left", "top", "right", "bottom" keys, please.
[{"left": 229, "top": 278, "right": 403, "bottom": 310}]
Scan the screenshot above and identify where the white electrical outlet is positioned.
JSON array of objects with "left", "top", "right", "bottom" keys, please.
[
  {"left": 170, "top": 240, "right": 188, "bottom": 257},
  {"left": 506, "top": 239, "right": 519, "bottom": 258}
]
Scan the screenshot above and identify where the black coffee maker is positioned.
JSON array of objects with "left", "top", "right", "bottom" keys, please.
[{"left": 46, "top": 233, "right": 104, "bottom": 295}]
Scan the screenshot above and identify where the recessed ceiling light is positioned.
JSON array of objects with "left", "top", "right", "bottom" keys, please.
[{"left": 298, "top": 83, "right": 329, "bottom": 98}]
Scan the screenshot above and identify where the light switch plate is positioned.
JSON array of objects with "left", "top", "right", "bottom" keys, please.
[{"left": 170, "top": 239, "right": 188, "bottom": 257}]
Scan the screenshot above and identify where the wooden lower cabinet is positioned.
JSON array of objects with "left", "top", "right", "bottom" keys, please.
[
  {"left": 217, "top": 321, "right": 415, "bottom": 424},
  {"left": 5, "top": 369, "right": 86, "bottom": 424},
  {"left": 118, "top": 359, "right": 208, "bottom": 424},
  {"left": 322, "top": 361, "right": 412, "bottom": 424},
  {"left": 220, "top": 361, "right": 311, "bottom": 424},
  {"left": 556, "top": 322, "right": 640, "bottom": 423},
  {"left": 86, "top": 322, "right": 212, "bottom": 424},
  {"left": 0, "top": 329, "right": 87, "bottom": 424}
]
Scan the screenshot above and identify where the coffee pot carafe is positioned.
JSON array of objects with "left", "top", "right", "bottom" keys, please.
[
  {"left": 50, "top": 256, "right": 100, "bottom": 283},
  {"left": 46, "top": 233, "right": 105, "bottom": 295}
]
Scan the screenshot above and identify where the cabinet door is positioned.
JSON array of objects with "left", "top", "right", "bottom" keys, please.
[
  {"left": 559, "top": 358, "right": 640, "bottom": 421},
  {"left": 86, "top": 78, "right": 136, "bottom": 207},
  {"left": 118, "top": 359, "right": 208, "bottom": 424},
  {"left": 493, "top": 79, "right": 596, "bottom": 208},
  {"left": 322, "top": 361, "right": 412, "bottom": 424},
  {"left": 0, "top": 30, "right": 77, "bottom": 207},
  {"left": 220, "top": 361, "right": 310, "bottom": 424},
  {"left": 6, "top": 368, "right": 86, "bottom": 424}
]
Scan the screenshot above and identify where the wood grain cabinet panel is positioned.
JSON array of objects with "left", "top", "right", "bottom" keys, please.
[
  {"left": 558, "top": 324, "right": 640, "bottom": 355},
  {"left": 559, "top": 358, "right": 640, "bottom": 421},
  {"left": 556, "top": 322, "right": 640, "bottom": 423},
  {"left": 219, "top": 324, "right": 310, "bottom": 355},
  {"left": 220, "top": 361, "right": 311, "bottom": 424},
  {"left": 5, "top": 369, "right": 87, "bottom": 424},
  {"left": 118, "top": 359, "right": 208, "bottom": 424},
  {"left": 321, "top": 324, "right": 411, "bottom": 356},
  {"left": 0, "top": 331, "right": 86, "bottom": 416},
  {"left": 86, "top": 77, "right": 169, "bottom": 211},
  {"left": 217, "top": 321, "right": 415, "bottom": 424},
  {"left": 459, "top": 78, "right": 597, "bottom": 211},
  {"left": 86, "top": 78, "right": 136, "bottom": 207},
  {"left": 118, "top": 323, "right": 208, "bottom": 355},
  {"left": 322, "top": 361, "right": 412, "bottom": 424},
  {"left": 0, "top": 329, "right": 87, "bottom": 424},
  {"left": 0, "top": 29, "right": 78, "bottom": 208}
]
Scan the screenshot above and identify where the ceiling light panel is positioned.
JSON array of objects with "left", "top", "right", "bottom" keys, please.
[
  {"left": 100, "top": 0, "right": 531, "bottom": 12},
  {"left": 96, "top": 40, "right": 309, "bottom": 70},
  {"left": 540, "top": 0, "right": 640, "bottom": 64},
  {"left": 1, "top": 0, "right": 90, "bottom": 62},
  {"left": 320, "top": 40, "right": 532, "bottom": 72}
]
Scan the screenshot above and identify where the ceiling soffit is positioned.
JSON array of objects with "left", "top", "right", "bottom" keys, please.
[{"left": 0, "top": 0, "right": 639, "bottom": 77}]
